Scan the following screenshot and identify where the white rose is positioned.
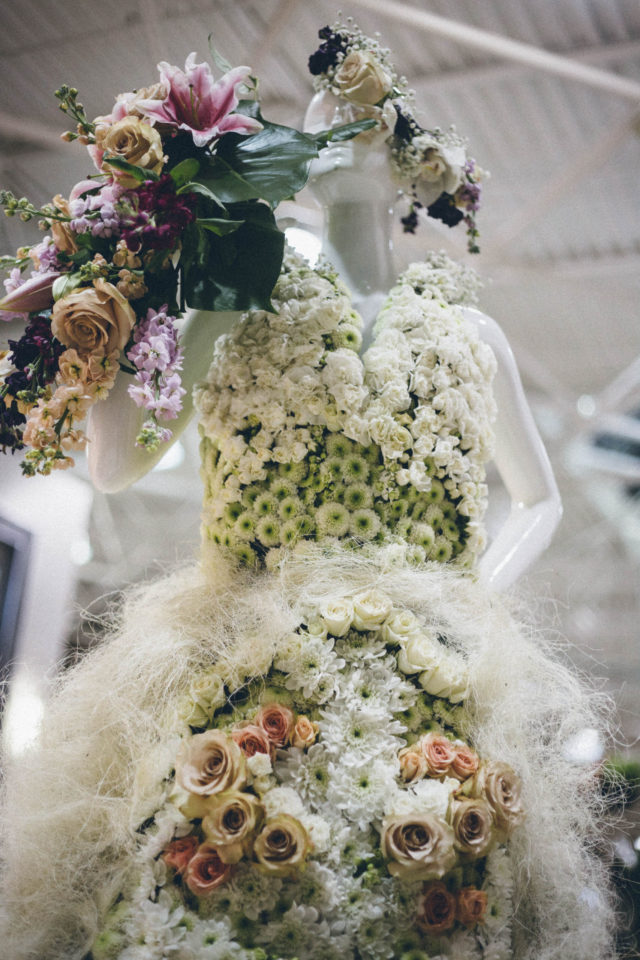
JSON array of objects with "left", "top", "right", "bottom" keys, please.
[
  {"left": 397, "top": 633, "right": 442, "bottom": 675},
  {"left": 420, "top": 653, "right": 469, "bottom": 703},
  {"left": 382, "top": 609, "right": 422, "bottom": 644},
  {"left": 352, "top": 588, "right": 393, "bottom": 631},
  {"left": 319, "top": 597, "right": 354, "bottom": 637},
  {"left": 247, "top": 752, "right": 273, "bottom": 777}
]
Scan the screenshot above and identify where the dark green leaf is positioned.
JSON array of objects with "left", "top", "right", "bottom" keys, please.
[
  {"left": 311, "top": 118, "right": 378, "bottom": 146},
  {"left": 216, "top": 104, "right": 320, "bottom": 205},
  {"left": 169, "top": 158, "right": 200, "bottom": 189},
  {"left": 101, "top": 155, "right": 160, "bottom": 181},
  {"left": 181, "top": 202, "right": 284, "bottom": 312},
  {"left": 52, "top": 273, "right": 83, "bottom": 301},
  {"left": 178, "top": 157, "right": 261, "bottom": 205},
  {"left": 196, "top": 217, "right": 244, "bottom": 236}
]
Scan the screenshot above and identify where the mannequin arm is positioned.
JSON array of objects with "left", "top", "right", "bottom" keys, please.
[
  {"left": 87, "top": 310, "right": 239, "bottom": 493},
  {"left": 464, "top": 307, "right": 562, "bottom": 590}
]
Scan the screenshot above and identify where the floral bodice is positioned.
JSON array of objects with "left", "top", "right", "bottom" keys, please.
[{"left": 195, "top": 251, "right": 497, "bottom": 569}]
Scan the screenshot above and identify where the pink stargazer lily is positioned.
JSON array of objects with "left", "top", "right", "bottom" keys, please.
[
  {"left": 138, "top": 53, "right": 262, "bottom": 148},
  {"left": 0, "top": 271, "right": 60, "bottom": 316}
]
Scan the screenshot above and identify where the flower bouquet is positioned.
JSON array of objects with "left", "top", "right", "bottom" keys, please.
[{"left": 0, "top": 50, "right": 371, "bottom": 475}]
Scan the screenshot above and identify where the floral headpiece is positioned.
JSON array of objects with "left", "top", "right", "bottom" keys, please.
[
  {"left": 0, "top": 50, "right": 369, "bottom": 476},
  {"left": 308, "top": 20, "right": 486, "bottom": 252}
]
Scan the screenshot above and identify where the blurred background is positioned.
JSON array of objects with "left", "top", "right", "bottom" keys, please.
[{"left": 0, "top": 0, "right": 639, "bottom": 945}]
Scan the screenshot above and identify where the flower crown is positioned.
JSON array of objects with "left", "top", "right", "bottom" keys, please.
[
  {"left": 0, "top": 49, "right": 369, "bottom": 476},
  {"left": 308, "top": 20, "right": 486, "bottom": 252}
]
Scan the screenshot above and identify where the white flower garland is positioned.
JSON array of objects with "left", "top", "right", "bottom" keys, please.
[{"left": 195, "top": 250, "right": 495, "bottom": 569}]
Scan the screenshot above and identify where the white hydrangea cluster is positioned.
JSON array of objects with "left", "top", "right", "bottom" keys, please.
[
  {"left": 362, "top": 258, "right": 497, "bottom": 562},
  {"left": 97, "top": 589, "right": 520, "bottom": 960},
  {"left": 195, "top": 250, "right": 495, "bottom": 568}
]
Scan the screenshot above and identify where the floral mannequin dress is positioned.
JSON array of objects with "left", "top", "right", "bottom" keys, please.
[
  {"left": 0, "top": 24, "right": 612, "bottom": 960},
  {"left": 0, "top": 249, "right": 612, "bottom": 960}
]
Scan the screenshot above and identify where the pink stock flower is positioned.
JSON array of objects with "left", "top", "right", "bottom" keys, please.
[
  {"left": 138, "top": 53, "right": 262, "bottom": 148},
  {"left": 0, "top": 271, "right": 60, "bottom": 317}
]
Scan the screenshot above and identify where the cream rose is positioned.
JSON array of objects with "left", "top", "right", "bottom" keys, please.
[
  {"left": 397, "top": 633, "right": 441, "bottom": 675},
  {"left": 381, "top": 813, "right": 456, "bottom": 880},
  {"left": 292, "top": 716, "right": 319, "bottom": 749},
  {"left": 450, "top": 798, "right": 494, "bottom": 858},
  {"left": 419, "top": 652, "right": 469, "bottom": 703},
  {"left": 50, "top": 195, "right": 78, "bottom": 255},
  {"left": 184, "top": 842, "right": 232, "bottom": 895},
  {"left": 334, "top": 50, "right": 392, "bottom": 105},
  {"left": 416, "top": 881, "right": 457, "bottom": 935},
  {"left": 51, "top": 279, "right": 135, "bottom": 357},
  {"left": 456, "top": 886, "right": 488, "bottom": 928},
  {"left": 202, "top": 790, "right": 264, "bottom": 864},
  {"left": 98, "top": 116, "right": 165, "bottom": 186},
  {"left": 255, "top": 703, "right": 295, "bottom": 748},
  {"left": 319, "top": 597, "right": 354, "bottom": 637},
  {"left": 253, "top": 814, "right": 312, "bottom": 876},
  {"left": 352, "top": 588, "right": 393, "bottom": 631},
  {"left": 480, "top": 761, "right": 525, "bottom": 837},
  {"left": 175, "top": 730, "right": 246, "bottom": 798},
  {"left": 398, "top": 745, "right": 428, "bottom": 783}
]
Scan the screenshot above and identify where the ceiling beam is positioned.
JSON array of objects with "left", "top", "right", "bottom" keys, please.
[{"left": 349, "top": 0, "right": 640, "bottom": 101}]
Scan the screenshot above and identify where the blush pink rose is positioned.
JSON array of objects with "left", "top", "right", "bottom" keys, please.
[
  {"left": 184, "top": 842, "right": 232, "bottom": 895},
  {"left": 421, "top": 732, "right": 456, "bottom": 778},
  {"left": 232, "top": 724, "right": 274, "bottom": 759},
  {"left": 451, "top": 743, "right": 480, "bottom": 782},
  {"left": 255, "top": 704, "right": 295, "bottom": 749},
  {"left": 162, "top": 834, "right": 198, "bottom": 875}
]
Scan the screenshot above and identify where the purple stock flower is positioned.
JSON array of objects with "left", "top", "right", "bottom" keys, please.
[
  {"left": 137, "top": 53, "right": 262, "bottom": 148},
  {"left": 127, "top": 306, "right": 185, "bottom": 427},
  {"left": 69, "top": 182, "right": 125, "bottom": 238}
]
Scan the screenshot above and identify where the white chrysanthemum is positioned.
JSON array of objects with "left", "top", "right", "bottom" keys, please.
[
  {"left": 326, "top": 757, "right": 399, "bottom": 829},
  {"left": 225, "top": 864, "right": 283, "bottom": 921},
  {"left": 386, "top": 775, "right": 455, "bottom": 819}
]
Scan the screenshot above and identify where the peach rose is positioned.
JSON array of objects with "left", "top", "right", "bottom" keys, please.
[
  {"left": 381, "top": 813, "right": 456, "bottom": 880},
  {"left": 456, "top": 886, "right": 488, "bottom": 928},
  {"left": 450, "top": 798, "right": 494, "bottom": 858},
  {"left": 255, "top": 704, "right": 295, "bottom": 749},
  {"left": 398, "top": 745, "right": 428, "bottom": 783},
  {"left": 202, "top": 790, "right": 264, "bottom": 864},
  {"left": 184, "top": 842, "right": 232, "bottom": 895},
  {"left": 253, "top": 814, "right": 312, "bottom": 876},
  {"left": 292, "top": 716, "right": 319, "bottom": 749},
  {"left": 417, "top": 881, "right": 457, "bottom": 935},
  {"left": 232, "top": 724, "right": 273, "bottom": 759},
  {"left": 176, "top": 730, "right": 246, "bottom": 798},
  {"left": 98, "top": 116, "right": 165, "bottom": 186},
  {"left": 484, "top": 762, "right": 525, "bottom": 836},
  {"left": 421, "top": 733, "right": 456, "bottom": 778},
  {"left": 50, "top": 195, "right": 78, "bottom": 255},
  {"left": 162, "top": 834, "right": 198, "bottom": 875},
  {"left": 51, "top": 279, "right": 135, "bottom": 357},
  {"left": 334, "top": 50, "right": 392, "bottom": 105},
  {"left": 451, "top": 743, "right": 480, "bottom": 782}
]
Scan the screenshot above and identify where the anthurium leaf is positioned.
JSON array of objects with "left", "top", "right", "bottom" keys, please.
[
  {"left": 216, "top": 104, "right": 320, "bottom": 206},
  {"left": 196, "top": 217, "right": 244, "bottom": 236},
  {"left": 181, "top": 156, "right": 263, "bottom": 205},
  {"left": 169, "top": 157, "right": 201, "bottom": 189},
  {"left": 52, "top": 273, "right": 83, "bottom": 301},
  {"left": 182, "top": 202, "right": 284, "bottom": 312},
  {"left": 177, "top": 180, "right": 227, "bottom": 208},
  {"left": 101, "top": 155, "right": 159, "bottom": 181},
  {"left": 311, "top": 118, "right": 378, "bottom": 146},
  {"left": 207, "top": 34, "right": 234, "bottom": 75}
]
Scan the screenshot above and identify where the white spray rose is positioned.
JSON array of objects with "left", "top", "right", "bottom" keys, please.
[
  {"left": 352, "top": 588, "right": 393, "bottom": 630},
  {"left": 420, "top": 652, "right": 469, "bottom": 703},
  {"left": 397, "top": 633, "right": 442, "bottom": 675},
  {"left": 319, "top": 597, "right": 354, "bottom": 637}
]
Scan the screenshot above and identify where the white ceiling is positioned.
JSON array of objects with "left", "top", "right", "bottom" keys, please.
[{"left": 1, "top": 0, "right": 639, "bottom": 743}]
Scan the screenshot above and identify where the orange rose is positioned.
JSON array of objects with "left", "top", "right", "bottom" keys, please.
[
  {"left": 232, "top": 724, "right": 273, "bottom": 759},
  {"left": 421, "top": 732, "right": 456, "bottom": 778},
  {"left": 417, "top": 881, "right": 457, "bottom": 935},
  {"left": 51, "top": 279, "right": 135, "bottom": 357},
  {"left": 184, "top": 842, "right": 232, "bottom": 895},
  {"left": 255, "top": 704, "right": 295, "bottom": 748},
  {"left": 162, "top": 835, "right": 198, "bottom": 875},
  {"left": 292, "top": 716, "right": 319, "bottom": 749},
  {"left": 456, "top": 886, "right": 488, "bottom": 927}
]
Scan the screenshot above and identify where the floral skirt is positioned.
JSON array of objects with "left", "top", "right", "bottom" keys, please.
[{"left": 0, "top": 544, "right": 613, "bottom": 960}]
